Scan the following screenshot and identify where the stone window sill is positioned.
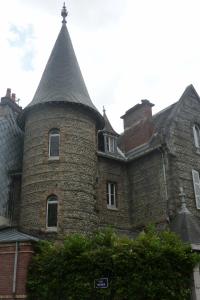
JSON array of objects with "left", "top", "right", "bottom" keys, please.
[
  {"left": 196, "top": 149, "right": 200, "bottom": 155},
  {"left": 107, "top": 205, "right": 118, "bottom": 211},
  {"left": 46, "top": 227, "right": 58, "bottom": 232},
  {"left": 48, "top": 156, "right": 59, "bottom": 161}
]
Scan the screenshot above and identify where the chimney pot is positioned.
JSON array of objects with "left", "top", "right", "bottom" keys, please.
[
  {"left": 6, "top": 88, "right": 11, "bottom": 98},
  {"left": 11, "top": 93, "right": 16, "bottom": 102}
]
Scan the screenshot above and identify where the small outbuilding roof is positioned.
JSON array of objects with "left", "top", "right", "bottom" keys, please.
[{"left": 0, "top": 227, "right": 39, "bottom": 243}]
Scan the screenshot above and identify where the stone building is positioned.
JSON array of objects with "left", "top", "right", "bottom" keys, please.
[{"left": 1, "top": 4, "right": 200, "bottom": 299}]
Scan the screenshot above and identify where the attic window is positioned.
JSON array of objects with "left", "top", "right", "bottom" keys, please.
[
  {"left": 104, "top": 134, "right": 116, "bottom": 153},
  {"left": 193, "top": 124, "right": 200, "bottom": 149},
  {"left": 49, "top": 128, "right": 60, "bottom": 159}
]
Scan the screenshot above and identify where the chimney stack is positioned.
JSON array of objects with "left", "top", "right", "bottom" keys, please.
[{"left": 119, "top": 100, "right": 155, "bottom": 153}]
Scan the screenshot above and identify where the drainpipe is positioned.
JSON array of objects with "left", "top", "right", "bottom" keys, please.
[
  {"left": 159, "top": 147, "right": 169, "bottom": 220},
  {"left": 12, "top": 241, "right": 19, "bottom": 296}
]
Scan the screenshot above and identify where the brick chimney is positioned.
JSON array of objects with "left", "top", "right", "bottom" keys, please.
[{"left": 119, "top": 100, "right": 154, "bottom": 153}]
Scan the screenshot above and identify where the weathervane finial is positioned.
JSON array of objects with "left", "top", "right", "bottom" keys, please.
[{"left": 61, "top": 2, "right": 68, "bottom": 24}]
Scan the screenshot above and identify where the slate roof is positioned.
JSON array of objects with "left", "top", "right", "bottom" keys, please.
[
  {"left": 0, "top": 105, "right": 23, "bottom": 218},
  {"left": 103, "top": 109, "right": 119, "bottom": 136},
  {"left": 170, "top": 209, "right": 200, "bottom": 245},
  {"left": 0, "top": 227, "right": 38, "bottom": 243},
  {"left": 21, "top": 22, "right": 104, "bottom": 128}
]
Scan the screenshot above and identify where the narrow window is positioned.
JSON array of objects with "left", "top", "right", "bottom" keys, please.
[
  {"left": 49, "top": 129, "right": 60, "bottom": 158},
  {"left": 193, "top": 125, "right": 200, "bottom": 149},
  {"left": 192, "top": 170, "right": 200, "bottom": 209},
  {"left": 47, "top": 195, "right": 58, "bottom": 230},
  {"left": 107, "top": 182, "right": 117, "bottom": 208},
  {"left": 105, "top": 135, "right": 116, "bottom": 153}
]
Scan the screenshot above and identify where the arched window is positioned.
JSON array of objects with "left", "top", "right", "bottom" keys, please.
[
  {"left": 49, "top": 129, "right": 60, "bottom": 158},
  {"left": 46, "top": 195, "right": 58, "bottom": 230}
]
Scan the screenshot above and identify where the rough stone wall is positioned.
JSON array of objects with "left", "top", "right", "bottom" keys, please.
[
  {"left": 167, "top": 92, "right": 200, "bottom": 218},
  {"left": 20, "top": 103, "right": 98, "bottom": 235},
  {"left": 0, "top": 242, "right": 33, "bottom": 300},
  {"left": 128, "top": 150, "right": 168, "bottom": 228},
  {"left": 0, "top": 104, "right": 23, "bottom": 226},
  {"left": 96, "top": 156, "right": 131, "bottom": 232}
]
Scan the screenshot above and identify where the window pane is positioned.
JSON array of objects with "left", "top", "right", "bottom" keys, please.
[
  {"left": 48, "top": 203, "right": 57, "bottom": 227},
  {"left": 107, "top": 182, "right": 117, "bottom": 208},
  {"left": 50, "top": 135, "right": 59, "bottom": 157}
]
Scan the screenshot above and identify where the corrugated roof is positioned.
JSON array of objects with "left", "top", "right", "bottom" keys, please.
[{"left": 0, "top": 227, "right": 38, "bottom": 243}]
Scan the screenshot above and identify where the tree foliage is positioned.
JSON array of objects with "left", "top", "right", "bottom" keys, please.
[{"left": 27, "top": 227, "right": 199, "bottom": 300}]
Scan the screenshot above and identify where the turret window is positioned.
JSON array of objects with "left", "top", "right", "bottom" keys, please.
[
  {"left": 107, "top": 182, "right": 117, "bottom": 209},
  {"left": 49, "top": 129, "right": 60, "bottom": 158},
  {"left": 47, "top": 195, "right": 58, "bottom": 230}
]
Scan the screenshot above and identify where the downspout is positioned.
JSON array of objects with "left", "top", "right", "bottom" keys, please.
[
  {"left": 159, "top": 147, "right": 169, "bottom": 220},
  {"left": 12, "top": 241, "right": 19, "bottom": 296}
]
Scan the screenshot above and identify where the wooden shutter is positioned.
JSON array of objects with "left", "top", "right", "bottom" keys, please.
[{"left": 192, "top": 169, "right": 200, "bottom": 209}]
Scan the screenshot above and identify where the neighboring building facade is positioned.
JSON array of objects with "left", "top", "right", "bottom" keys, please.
[{"left": 1, "top": 4, "right": 200, "bottom": 299}]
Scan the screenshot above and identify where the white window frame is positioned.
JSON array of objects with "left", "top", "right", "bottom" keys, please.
[
  {"left": 46, "top": 195, "right": 58, "bottom": 231},
  {"left": 107, "top": 182, "right": 117, "bottom": 209},
  {"left": 192, "top": 169, "right": 200, "bottom": 209},
  {"left": 49, "top": 129, "right": 60, "bottom": 159},
  {"left": 104, "top": 134, "right": 116, "bottom": 153},
  {"left": 193, "top": 124, "right": 200, "bottom": 149}
]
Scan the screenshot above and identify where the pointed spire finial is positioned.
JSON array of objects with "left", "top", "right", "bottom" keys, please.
[
  {"left": 61, "top": 2, "right": 68, "bottom": 24},
  {"left": 103, "top": 106, "right": 106, "bottom": 115},
  {"left": 179, "top": 187, "right": 191, "bottom": 214}
]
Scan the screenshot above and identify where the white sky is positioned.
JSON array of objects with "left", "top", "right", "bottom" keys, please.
[{"left": 1, "top": 0, "right": 200, "bottom": 132}]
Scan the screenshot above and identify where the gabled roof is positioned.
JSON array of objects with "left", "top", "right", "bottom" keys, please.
[
  {"left": 0, "top": 227, "right": 38, "bottom": 243},
  {"left": 21, "top": 20, "right": 104, "bottom": 128},
  {"left": 125, "top": 85, "right": 200, "bottom": 160}
]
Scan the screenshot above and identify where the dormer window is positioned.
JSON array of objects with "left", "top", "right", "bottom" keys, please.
[
  {"left": 193, "top": 124, "right": 200, "bottom": 149},
  {"left": 104, "top": 134, "right": 116, "bottom": 153},
  {"left": 49, "top": 129, "right": 60, "bottom": 159}
]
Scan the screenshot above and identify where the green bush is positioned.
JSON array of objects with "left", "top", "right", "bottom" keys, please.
[{"left": 27, "top": 227, "right": 199, "bottom": 300}]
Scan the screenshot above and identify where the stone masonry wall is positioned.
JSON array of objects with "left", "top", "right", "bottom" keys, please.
[
  {"left": 96, "top": 156, "right": 131, "bottom": 233},
  {"left": 128, "top": 150, "right": 168, "bottom": 228},
  {"left": 168, "top": 91, "right": 200, "bottom": 218},
  {"left": 20, "top": 103, "right": 98, "bottom": 236}
]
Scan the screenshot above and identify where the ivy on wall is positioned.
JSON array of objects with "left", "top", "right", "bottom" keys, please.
[{"left": 27, "top": 227, "right": 199, "bottom": 300}]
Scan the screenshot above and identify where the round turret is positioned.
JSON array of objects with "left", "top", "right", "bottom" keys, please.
[{"left": 19, "top": 6, "right": 104, "bottom": 236}]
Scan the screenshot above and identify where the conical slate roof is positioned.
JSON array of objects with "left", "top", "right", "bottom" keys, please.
[
  {"left": 22, "top": 17, "right": 104, "bottom": 127},
  {"left": 170, "top": 189, "right": 200, "bottom": 245},
  {"left": 103, "top": 108, "right": 119, "bottom": 136}
]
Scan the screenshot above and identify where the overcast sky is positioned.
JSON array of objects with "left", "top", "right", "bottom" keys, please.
[{"left": 1, "top": 0, "right": 200, "bottom": 132}]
